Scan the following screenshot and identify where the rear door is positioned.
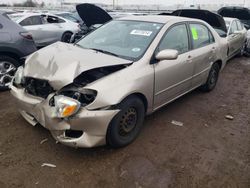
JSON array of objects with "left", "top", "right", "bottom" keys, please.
[
  {"left": 39, "top": 15, "right": 64, "bottom": 45},
  {"left": 20, "top": 16, "right": 44, "bottom": 46},
  {"left": 227, "top": 20, "right": 241, "bottom": 56},
  {"left": 154, "top": 23, "right": 194, "bottom": 109},
  {"left": 188, "top": 23, "right": 217, "bottom": 87}
]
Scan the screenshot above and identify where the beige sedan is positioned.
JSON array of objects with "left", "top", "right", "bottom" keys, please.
[
  {"left": 224, "top": 17, "right": 247, "bottom": 59},
  {"left": 10, "top": 16, "right": 228, "bottom": 148}
]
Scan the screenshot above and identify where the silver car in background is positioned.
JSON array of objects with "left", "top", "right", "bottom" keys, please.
[
  {"left": 9, "top": 13, "right": 80, "bottom": 47},
  {"left": 10, "top": 16, "right": 228, "bottom": 148},
  {"left": 224, "top": 17, "right": 247, "bottom": 58}
]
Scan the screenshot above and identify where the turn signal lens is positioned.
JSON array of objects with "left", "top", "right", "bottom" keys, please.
[{"left": 54, "top": 96, "right": 80, "bottom": 118}]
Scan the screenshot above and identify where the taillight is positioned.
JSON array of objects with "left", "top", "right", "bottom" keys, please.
[{"left": 20, "top": 32, "right": 33, "bottom": 40}]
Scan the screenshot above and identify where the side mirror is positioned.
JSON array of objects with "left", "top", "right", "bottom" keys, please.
[{"left": 155, "top": 49, "right": 178, "bottom": 61}]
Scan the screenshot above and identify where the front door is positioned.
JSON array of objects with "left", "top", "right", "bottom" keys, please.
[{"left": 154, "top": 24, "right": 194, "bottom": 110}]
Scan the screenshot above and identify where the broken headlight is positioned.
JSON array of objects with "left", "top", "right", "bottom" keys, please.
[
  {"left": 50, "top": 88, "right": 97, "bottom": 108},
  {"left": 54, "top": 95, "right": 81, "bottom": 118},
  {"left": 13, "top": 66, "right": 24, "bottom": 86}
]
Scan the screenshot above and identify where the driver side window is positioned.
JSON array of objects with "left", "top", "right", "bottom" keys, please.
[{"left": 158, "top": 24, "right": 189, "bottom": 54}]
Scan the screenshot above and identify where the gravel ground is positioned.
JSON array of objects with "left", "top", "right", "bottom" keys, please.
[{"left": 0, "top": 57, "right": 249, "bottom": 188}]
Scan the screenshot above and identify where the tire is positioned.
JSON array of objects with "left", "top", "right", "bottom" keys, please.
[
  {"left": 237, "top": 44, "right": 245, "bottom": 57},
  {"left": 0, "top": 55, "right": 19, "bottom": 91},
  {"left": 107, "top": 96, "right": 145, "bottom": 148},
  {"left": 61, "top": 32, "right": 73, "bottom": 43},
  {"left": 200, "top": 63, "right": 220, "bottom": 92}
]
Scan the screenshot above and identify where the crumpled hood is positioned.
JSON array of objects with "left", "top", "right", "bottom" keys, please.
[
  {"left": 76, "top": 3, "right": 112, "bottom": 27},
  {"left": 24, "top": 42, "right": 132, "bottom": 90}
]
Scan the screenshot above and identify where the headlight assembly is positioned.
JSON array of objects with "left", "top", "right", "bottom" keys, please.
[
  {"left": 13, "top": 66, "right": 24, "bottom": 86},
  {"left": 54, "top": 95, "right": 81, "bottom": 118},
  {"left": 50, "top": 88, "right": 97, "bottom": 108}
]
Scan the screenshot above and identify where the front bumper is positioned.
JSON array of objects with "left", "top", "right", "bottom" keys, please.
[{"left": 10, "top": 85, "right": 119, "bottom": 148}]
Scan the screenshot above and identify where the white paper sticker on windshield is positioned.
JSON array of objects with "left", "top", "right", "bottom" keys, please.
[{"left": 130, "top": 30, "right": 153, "bottom": 36}]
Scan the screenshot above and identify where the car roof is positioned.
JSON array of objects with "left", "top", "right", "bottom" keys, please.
[
  {"left": 11, "top": 12, "right": 62, "bottom": 18},
  {"left": 10, "top": 12, "right": 66, "bottom": 22},
  {"left": 118, "top": 15, "right": 203, "bottom": 24}
]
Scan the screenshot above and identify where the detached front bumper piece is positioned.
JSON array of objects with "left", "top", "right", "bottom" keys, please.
[{"left": 10, "top": 85, "right": 119, "bottom": 148}]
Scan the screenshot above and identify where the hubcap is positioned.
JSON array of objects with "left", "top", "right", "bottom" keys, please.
[
  {"left": 0, "top": 61, "right": 16, "bottom": 87},
  {"left": 119, "top": 107, "right": 137, "bottom": 137}
]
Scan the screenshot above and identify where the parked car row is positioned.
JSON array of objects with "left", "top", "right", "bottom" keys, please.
[
  {"left": 0, "top": 4, "right": 249, "bottom": 149},
  {"left": 171, "top": 9, "right": 247, "bottom": 59}
]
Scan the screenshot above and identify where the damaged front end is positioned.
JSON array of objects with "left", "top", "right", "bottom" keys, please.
[{"left": 10, "top": 48, "right": 130, "bottom": 147}]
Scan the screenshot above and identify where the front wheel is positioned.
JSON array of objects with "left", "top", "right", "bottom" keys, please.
[
  {"left": 0, "top": 55, "right": 19, "bottom": 91},
  {"left": 106, "top": 96, "right": 145, "bottom": 148},
  {"left": 200, "top": 63, "right": 220, "bottom": 92}
]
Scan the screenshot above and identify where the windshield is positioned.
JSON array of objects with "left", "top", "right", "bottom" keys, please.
[{"left": 76, "top": 20, "right": 163, "bottom": 60}]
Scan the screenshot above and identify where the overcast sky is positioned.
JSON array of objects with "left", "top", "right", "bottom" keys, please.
[{"left": 1, "top": 0, "right": 249, "bottom": 5}]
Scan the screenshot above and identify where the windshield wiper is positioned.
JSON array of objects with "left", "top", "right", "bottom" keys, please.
[{"left": 90, "top": 48, "right": 119, "bottom": 57}]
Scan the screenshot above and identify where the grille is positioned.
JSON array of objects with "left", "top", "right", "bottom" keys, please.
[{"left": 23, "top": 77, "right": 54, "bottom": 99}]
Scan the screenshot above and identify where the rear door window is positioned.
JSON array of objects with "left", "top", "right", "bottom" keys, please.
[
  {"left": 229, "top": 21, "right": 238, "bottom": 34},
  {"left": 189, "top": 23, "right": 214, "bottom": 49},
  {"left": 236, "top": 20, "right": 243, "bottom": 30},
  {"left": 158, "top": 24, "right": 189, "bottom": 54},
  {"left": 45, "top": 16, "right": 65, "bottom": 24},
  {"left": 20, "top": 16, "right": 43, "bottom": 26}
]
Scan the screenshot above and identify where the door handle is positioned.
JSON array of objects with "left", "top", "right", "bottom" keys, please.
[
  {"left": 211, "top": 47, "right": 216, "bottom": 53},
  {"left": 186, "top": 55, "right": 192, "bottom": 63}
]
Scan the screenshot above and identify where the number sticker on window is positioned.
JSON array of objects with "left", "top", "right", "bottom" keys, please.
[
  {"left": 191, "top": 27, "right": 198, "bottom": 40},
  {"left": 130, "top": 30, "right": 153, "bottom": 36}
]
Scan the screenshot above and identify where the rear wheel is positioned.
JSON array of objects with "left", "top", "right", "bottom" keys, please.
[
  {"left": 107, "top": 96, "right": 145, "bottom": 148},
  {"left": 200, "top": 63, "right": 220, "bottom": 92},
  {"left": 0, "top": 55, "right": 19, "bottom": 91},
  {"left": 61, "top": 32, "right": 73, "bottom": 43},
  {"left": 237, "top": 44, "right": 245, "bottom": 57}
]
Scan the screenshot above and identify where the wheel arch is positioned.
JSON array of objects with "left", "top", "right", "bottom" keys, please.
[
  {"left": 119, "top": 92, "right": 148, "bottom": 114},
  {"left": 0, "top": 50, "right": 22, "bottom": 65},
  {"left": 213, "top": 59, "right": 222, "bottom": 70},
  {"left": 61, "top": 31, "right": 73, "bottom": 38}
]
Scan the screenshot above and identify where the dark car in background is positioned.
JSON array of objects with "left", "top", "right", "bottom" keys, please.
[
  {"left": 0, "top": 11, "right": 36, "bottom": 90},
  {"left": 218, "top": 7, "right": 250, "bottom": 29}
]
